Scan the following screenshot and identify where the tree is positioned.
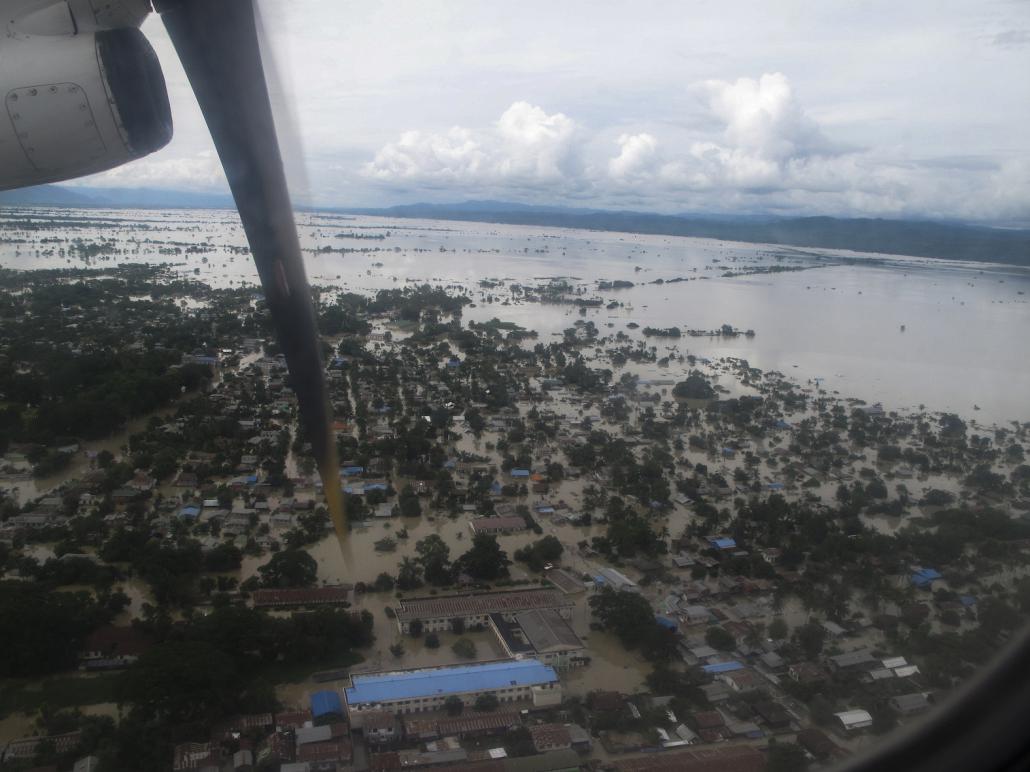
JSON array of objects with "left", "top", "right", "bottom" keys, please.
[
  {"left": 425, "top": 632, "right": 440, "bottom": 649},
  {"left": 768, "top": 618, "right": 789, "bottom": 641},
  {"left": 0, "top": 585, "right": 111, "bottom": 677},
  {"left": 397, "top": 557, "right": 423, "bottom": 590},
  {"left": 397, "top": 485, "right": 422, "bottom": 518},
  {"left": 450, "top": 618, "right": 465, "bottom": 634},
  {"left": 796, "top": 622, "right": 827, "bottom": 659},
  {"left": 514, "top": 535, "right": 564, "bottom": 572},
  {"left": 258, "top": 549, "right": 317, "bottom": 588},
  {"left": 766, "top": 742, "right": 810, "bottom": 772},
  {"left": 452, "top": 638, "right": 477, "bottom": 659},
  {"left": 456, "top": 533, "right": 511, "bottom": 580},
  {"left": 409, "top": 620, "right": 424, "bottom": 637},
  {"left": 673, "top": 371, "right": 715, "bottom": 400},
  {"left": 118, "top": 641, "right": 241, "bottom": 724},
  {"left": 705, "top": 626, "right": 736, "bottom": 652},
  {"left": 389, "top": 642, "right": 405, "bottom": 658},
  {"left": 415, "top": 534, "right": 452, "bottom": 585},
  {"left": 444, "top": 695, "right": 463, "bottom": 715},
  {"left": 475, "top": 693, "right": 499, "bottom": 711}
]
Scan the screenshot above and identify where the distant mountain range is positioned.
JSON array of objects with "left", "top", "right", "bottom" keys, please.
[
  {"left": 2, "top": 185, "right": 1028, "bottom": 266},
  {"left": 344, "top": 201, "right": 1030, "bottom": 266},
  {"left": 0, "top": 184, "right": 235, "bottom": 210}
]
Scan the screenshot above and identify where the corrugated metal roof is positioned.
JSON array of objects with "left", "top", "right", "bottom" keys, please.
[
  {"left": 702, "top": 661, "right": 744, "bottom": 674},
  {"left": 345, "top": 659, "right": 558, "bottom": 705},
  {"left": 311, "top": 690, "right": 343, "bottom": 717}
]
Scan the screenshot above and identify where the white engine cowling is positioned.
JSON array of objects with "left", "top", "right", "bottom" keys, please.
[{"left": 0, "top": 1, "right": 171, "bottom": 190}]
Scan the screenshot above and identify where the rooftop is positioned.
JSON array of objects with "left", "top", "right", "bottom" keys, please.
[
  {"left": 345, "top": 659, "right": 558, "bottom": 705},
  {"left": 396, "top": 589, "right": 571, "bottom": 622},
  {"left": 612, "top": 744, "right": 764, "bottom": 772},
  {"left": 514, "top": 608, "right": 583, "bottom": 652}
]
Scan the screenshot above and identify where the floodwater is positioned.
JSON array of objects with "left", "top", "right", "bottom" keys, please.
[{"left": 1, "top": 208, "right": 1028, "bottom": 424}]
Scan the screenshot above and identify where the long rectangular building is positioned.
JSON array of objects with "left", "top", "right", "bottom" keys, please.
[
  {"left": 252, "top": 586, "right": 351, "bottom": 609},
  {"left": 395, "top": 589, "right": 573, "bottom": 634},
  {"left": 469, "top": 515, "right": 528, "bottom": 535},
  {"left": 344, "top": 659, "right": 561, "bottom": 724},
  {"left": 490, "top": 609, "right": 586, "bottom": 670}
]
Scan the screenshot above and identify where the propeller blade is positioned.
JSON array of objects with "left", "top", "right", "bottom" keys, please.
[{"left": 153, "top": 0, "right": 347, "bottom": 550}]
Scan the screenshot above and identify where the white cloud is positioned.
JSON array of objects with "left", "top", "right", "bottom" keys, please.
[
  {"left": 359, "top": 73, "right": 1028, "bottom": 222},
  {"left": 363, "top": 101, "right": 578, "bottom": 186},
  {"left": 695, "top": 72, "right": 830, "bottom": 161},
  {"left": 609, "top": 133, "right": 659, "bottom": 180},
  {"left": 73, "top": 151, "right": 227, "bottom": 190}
]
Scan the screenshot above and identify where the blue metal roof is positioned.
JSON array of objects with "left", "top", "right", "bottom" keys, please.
[
  {"left": 702, "top": 661, "right": 744, "bottom": 674},
  {"left": 345, "top": 659, "right": 557, "bottom": 705},
  {"left": 911, "top": 567, "right": 942, "bottom": 586},
  {"left": 510, "top": 469, "right": 530, "bottom": 478},
  {"left": 709, "top": 537, "right": 737, "bottom": 549},
  {"left": 341, "top": 466, "right": 364, "bottom": 476},
  {"left": 311, "top": 690, "right": 343, "bottom": 717}
]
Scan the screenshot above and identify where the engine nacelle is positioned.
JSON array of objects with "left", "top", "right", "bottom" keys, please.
[{"left": 0, "top": 4, "right": 171, "bottom": 190}]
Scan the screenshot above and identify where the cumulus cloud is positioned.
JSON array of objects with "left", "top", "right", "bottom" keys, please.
[
  {"left": 359, "top": 74, "right": 1026, "bottom": 222},
  {"left": 696, "top": 72, "right": 830, "bottom": 161},
  {"left": 609, "top": 133, "right": 659, "bottom": 179},
  {"left": 649, "top": 73, "right": 844, "bottom": 193},
  {"left": 74, "top": 150, "right": 227, "bottom": 190},
  {"left": 363, "top": 101, "right": 578, "bottom": 186}
]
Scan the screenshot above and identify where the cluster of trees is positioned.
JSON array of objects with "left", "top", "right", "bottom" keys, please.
[
  {"left": 395, "top": 533, "right": 511, "bottom": 589},
  {"left": 513, "top": 535, "right": 563, "bottom": 572},
  {"left": 673, "top": 371, "right": 716, "bottom": 400},
  {"left": 0, "top": 583, "right": 126, "bottom": 677},
  {"left": 589, "top": 587, "right": 678, "bottom": 662}
]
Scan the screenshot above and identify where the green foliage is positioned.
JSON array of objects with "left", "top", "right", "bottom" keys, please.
[
  {"left": 117, "top": 641, "right": 240, "bottom": 724},
  {"left": 451, "top": 638, "right": 477, "bottom": 659},
  {"left": 415, "top": 534, "right": 452, "bottom": 585},
  {"left": 796, "top": 622, "right": 827, "bottom": 659},
  {"left": 514, "top": 535, "right": 564, "bottom": 572},
  {"left": 705, "top": 626, "right": 736, "bottom": 651},
  {"left": 0, "top": 584, "right": 115, "bottom": 677},
  {"left": 455, "top": 533, "right": 511, "bottom": 580},
  {"left": 589, "top": 587, "right": 678, "bottom": 661},
  {"left": 258, "top": 549, "right": 318, "bottom": 588},
  {"left": 766, "top": 742, "right": 810, "bottom": 772},
  {"left": 202, "top": 543, "right": 243, "bottom": 572},
  {"left": 474, "top": 693, "right": 499, "bottom": 711},
  {"left": 397, "top": 556, "right": 423, "bottom": 590},
  {"left": 673, "top": 371, "right": 715, "bottom": 400}
]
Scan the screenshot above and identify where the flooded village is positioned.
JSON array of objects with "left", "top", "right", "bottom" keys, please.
[{"left": 1, "top": 209, "right": 1030, "bottom": 772}]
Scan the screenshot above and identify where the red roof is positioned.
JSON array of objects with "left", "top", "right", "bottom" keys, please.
[
  {"left": 692, "top": 711, "right": 725, "bottom": 729},
  {"left": 296, "top": 740, "right": 352, "bottom": 763},
  {"left": 613, "top": 745, "right": 764, "bottom": 772},
  {"left": 82, "top": 625, "right": 152, "bottom": 657},
  {"left": 252, "top": 586, "right": 351, "bottom": 607}
]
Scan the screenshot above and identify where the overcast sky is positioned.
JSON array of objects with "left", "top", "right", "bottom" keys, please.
[{"left": 79, "top": 0, "right": 1030, "bottom": 222}]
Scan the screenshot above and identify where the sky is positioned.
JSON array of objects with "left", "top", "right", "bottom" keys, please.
[{"left": 77, "top": 0, "right": 1030, "bottom": 223}]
